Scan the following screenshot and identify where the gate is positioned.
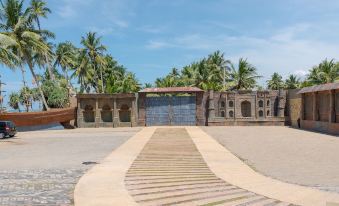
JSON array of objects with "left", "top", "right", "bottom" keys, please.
[{"left": 146, "top": 96, "right": 196, "bottom": 126}]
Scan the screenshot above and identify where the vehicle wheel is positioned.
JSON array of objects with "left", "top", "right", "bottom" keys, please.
[{"left": 9, "top": 135, "right": 15, "bottom": 138}]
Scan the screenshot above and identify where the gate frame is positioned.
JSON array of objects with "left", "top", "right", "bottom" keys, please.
[{"left": 138, "top": 87, "right": 205, "bottom": 126}]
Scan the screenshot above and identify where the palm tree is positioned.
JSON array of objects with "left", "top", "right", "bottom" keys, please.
[
  {"left": 54, "top": 42, "right": 77, "bottom": 87},
  {"left": 28, "top": 0, "right": 50, "bottom": 30},
  {"left": 80, "top": 32, "right": 107, "bottom": 93},
  {"left": 206, "top": 51, "right": 231, "bottom": 90},
  {"left": 8, "top": 92, "right": 20, "bottom": 111},
  {"left": 267, "top": 72, "right": 284, "bottom": 90},
  {"left": 285, "top": 74, "right": 300, "bottom": 89},
  {"left": 72, "top": 49, "right": 93, "bottom": 93},
  {"left": 306, "top": 59, "right": 339, "bottom": 85},
  {"left": 0, "top": 0, "right": 52, "bottom": 110},
  {"left": 229, "top": 58, "right": 261, "bottom": 90}
]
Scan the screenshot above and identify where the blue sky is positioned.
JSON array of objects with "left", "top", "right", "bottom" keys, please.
[{"left": 2, "top": 0, "right": 339, "bottom": 98}]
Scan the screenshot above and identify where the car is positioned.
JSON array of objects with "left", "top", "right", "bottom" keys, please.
[{"left": 0, "top": 121, "right": 17, "bottom": 138}]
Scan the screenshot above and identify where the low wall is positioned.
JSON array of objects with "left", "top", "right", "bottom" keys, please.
[
  {"left": 208, "top": 119, "right": 285, "bottom": 126},
  {"left": 301, "top": 120, "right": 339, "bottom": 135},
  {"left": 0, "top": 108, "right": 77, "bottom": 128}
]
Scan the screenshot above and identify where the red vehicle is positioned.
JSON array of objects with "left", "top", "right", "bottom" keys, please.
[{"left": 0, "top": 121, "right": 17, "bottom": 138}]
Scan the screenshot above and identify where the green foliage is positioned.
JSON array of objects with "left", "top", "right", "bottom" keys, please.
[
  {"left": 305, "top": 59, "right": 339, "bottom": 85},
  {"left": 267, "top": 72, "right": 284, "bottom": 90},
  {"left": 8, "top": 92, "right": 20, "bottom": 111},
  {"left": 228, "top": 58, "right": 261, "bottom": 90},
  {"left": 0, "top": 0, "right": 53, "bottom": 110},
  {"left": 285, "top": 75, "right": 301, "bottom": 89},
  {"left": 154, "top": 51, "right": 232, "bottom": 91},
  {"left": 41, "top": 80, "right": 69, "bottom": 108}
]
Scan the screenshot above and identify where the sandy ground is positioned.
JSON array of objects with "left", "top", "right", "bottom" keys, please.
[{"left": 202, "top": 126, "right": 339, "bottom": 193}]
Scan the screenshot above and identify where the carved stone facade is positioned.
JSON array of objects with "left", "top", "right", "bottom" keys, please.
[
  {"left": 207, "top": 90, "right": 286, "bottom": 126},
  {"left": 77, "top": 94, "right": 137, "bottom": 128},
  {"left": 76, "top": 88, "right": 288, "bottom": 127}
]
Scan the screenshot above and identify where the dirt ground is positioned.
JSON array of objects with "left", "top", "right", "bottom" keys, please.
[{"left": 202, "top": 126, "right": 339, "bottom": 193}]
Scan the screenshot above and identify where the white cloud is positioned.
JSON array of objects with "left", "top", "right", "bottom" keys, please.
[
  {"left": 87, "top": 26, "right": 114, "bottom": 36},
  {"left": 145, "top": 23, "right": 339, "bottom": 80},
  {"left": 293, "top": 70, "right": 309, "bottom": 77},
  {"left": 138, "top": 25, "right": 167, "bottom": 34}
]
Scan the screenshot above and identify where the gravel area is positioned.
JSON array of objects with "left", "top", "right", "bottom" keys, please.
[
  {"left": 0, "top": 128, "right": 140, "bottom": 206},
  {"left": 202, "top": 126, "right": 339, "bottom": 193}
]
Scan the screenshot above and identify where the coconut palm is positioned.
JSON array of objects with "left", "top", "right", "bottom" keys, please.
[
  {"left": 228, "top": 58, "right": 261, "bottom": 90},
  {"left": 28, "top": 0, "right": 50, "bottom": 30},
  {"left": 8, "top": 92, "right": 20, "bottom": 111},
  {"left": 54, "top": 41, "right": 77, "bottom": 87},
  {"left": 80, "top": 32, "right": 107, "bottom": 93},
  {"left": 267, "top": 72, "right": 284, "bottom": 90},
  {"left": 0, "top": 0, "right": 52, "bottom": 110},
  {"left": 72, "top": 49, "right": 93, "bottom": 93},
  {"left": 285, "top": 74, "right": 300, "bottom": 89},
  {"left": 306, "top": 59, "right": 339, "bottom": 85},
  {"left": 206, "top": 51, "right": 231, "bottom": 90}
]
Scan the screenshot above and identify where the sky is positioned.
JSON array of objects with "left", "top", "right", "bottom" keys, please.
[{"left": 1, "top": 0, "right": 339, "bottom": 100}]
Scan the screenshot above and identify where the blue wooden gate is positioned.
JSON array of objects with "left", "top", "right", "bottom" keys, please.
[{"left": 146, "top": 96, "right": 196, "bottom": 126}]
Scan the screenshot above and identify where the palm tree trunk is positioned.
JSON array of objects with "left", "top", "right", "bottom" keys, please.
[
  {"left": 47, "top": 63, "right": 55, "bottom": 80},
  {"left": 21, "top": 68, "right": 26, "bottom": 87},
  {"left": 26, "top": 57, "right": 49, "bottom": 111},
  {"left": 100, "top": 66, "right": 104, "bottom": 93}
]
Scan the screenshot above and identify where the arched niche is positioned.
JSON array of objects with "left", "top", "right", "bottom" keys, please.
[
  {"left": 258, "top": 100, "right": 263, "bottom": 108},
  {"left": 241, "top": 101, "right": 251, "bottom": 117},
  {"left": 101, "top": 104, "right": 112, "bottom": 122},
  {"left": 119, "top": 104, "right": 131, "bottom": 122},
  {"left": 84, "top": 105, "right": 95, "bottom": 122}
]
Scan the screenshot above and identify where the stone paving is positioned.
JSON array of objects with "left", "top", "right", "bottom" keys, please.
[
  {"left": 125, "top": 128, "right": 296, "bottom": 206},
  {"left": 0, "top": 169, "right": 86, "bottom": 206}
]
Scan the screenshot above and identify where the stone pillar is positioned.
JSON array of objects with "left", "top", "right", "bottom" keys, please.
[
  {"left": 329, "top": 90, "right": 335, "bottom": 123},
  {"left": 113, "top": 98, "right": 119, "bottom": 127},
  {"left": 196, "top": 92, "right": 205, "bottom": 125},
  {"left": 95, "top": 98, "right": 100, "bottom": 128},
  {"left": 300, "top": 93, "right": 305, "bottom": 120},
  {"left": 131, "top": 98, "right": 136, "bottom": 127},
  {"left": 77, "top": 98, "right": 83, "bottom": 128},
  {"left": 208, "top": 90, "right": 215, "bottom": 119},
  {"left": 138, "top": 93, "right": 146, "bottom": 126},
  {"left": 312, "top": 92, "right": 318, "bottom": 121},
  {"left": 278, "top": 90, "right": 286, "bottom": 118},
  {"left": 224, "top": 93, "right": 227, "bottom": 119}
]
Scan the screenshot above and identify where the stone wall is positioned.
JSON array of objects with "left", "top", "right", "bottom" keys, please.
[
  {"left": 286, "top": 89, "right": 301, "bottom": 128},
  {"left": 207, "top": 90, "right": 286, "bottom": 126},
  {"left": 300, "top": 89, "right": 339, "bottom": 135},
  {"left": 77, "top": 94, "right": 137, "bottom": 128}
]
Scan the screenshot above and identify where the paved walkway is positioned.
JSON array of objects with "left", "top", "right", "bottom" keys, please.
[
  {"left": 125, "top": 128, "right": 292, "bottom": 206},
  {"left": 74, "top": 127, "right": 339, "bottom": 206}
]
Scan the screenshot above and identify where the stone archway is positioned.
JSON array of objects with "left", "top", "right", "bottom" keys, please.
[
  {"left": 241, "top": 101, "right": 251, "bottom": 117},
  {"left": 101, "top": 105, "right": 112, "bottom": 122},
  {"left": 84, "top": 105, "right": 95, "bottom": 122},
  {"left": 119, "top": 104, "right": 131, "bottom": 123}
]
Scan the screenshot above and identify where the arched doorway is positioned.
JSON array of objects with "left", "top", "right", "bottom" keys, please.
[
  {"left": 84, "top": 105, "right": 95, "bottom": 122},
  {"left": 101, "top": 105, "right": 112, "bottom": 122},
  {"left": 241, "top": 101, "right": 251, "bottom": 117},
  {"left": 119, "top": 104, "right": 131, "bottom": 123}
]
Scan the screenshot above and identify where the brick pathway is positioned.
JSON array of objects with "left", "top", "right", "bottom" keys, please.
[
  {"left": 125, "top": 128, "right": 297, "bottom": 206},
  {"left": 0, "top": 169, "right": 86, "bottom": 206}
]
